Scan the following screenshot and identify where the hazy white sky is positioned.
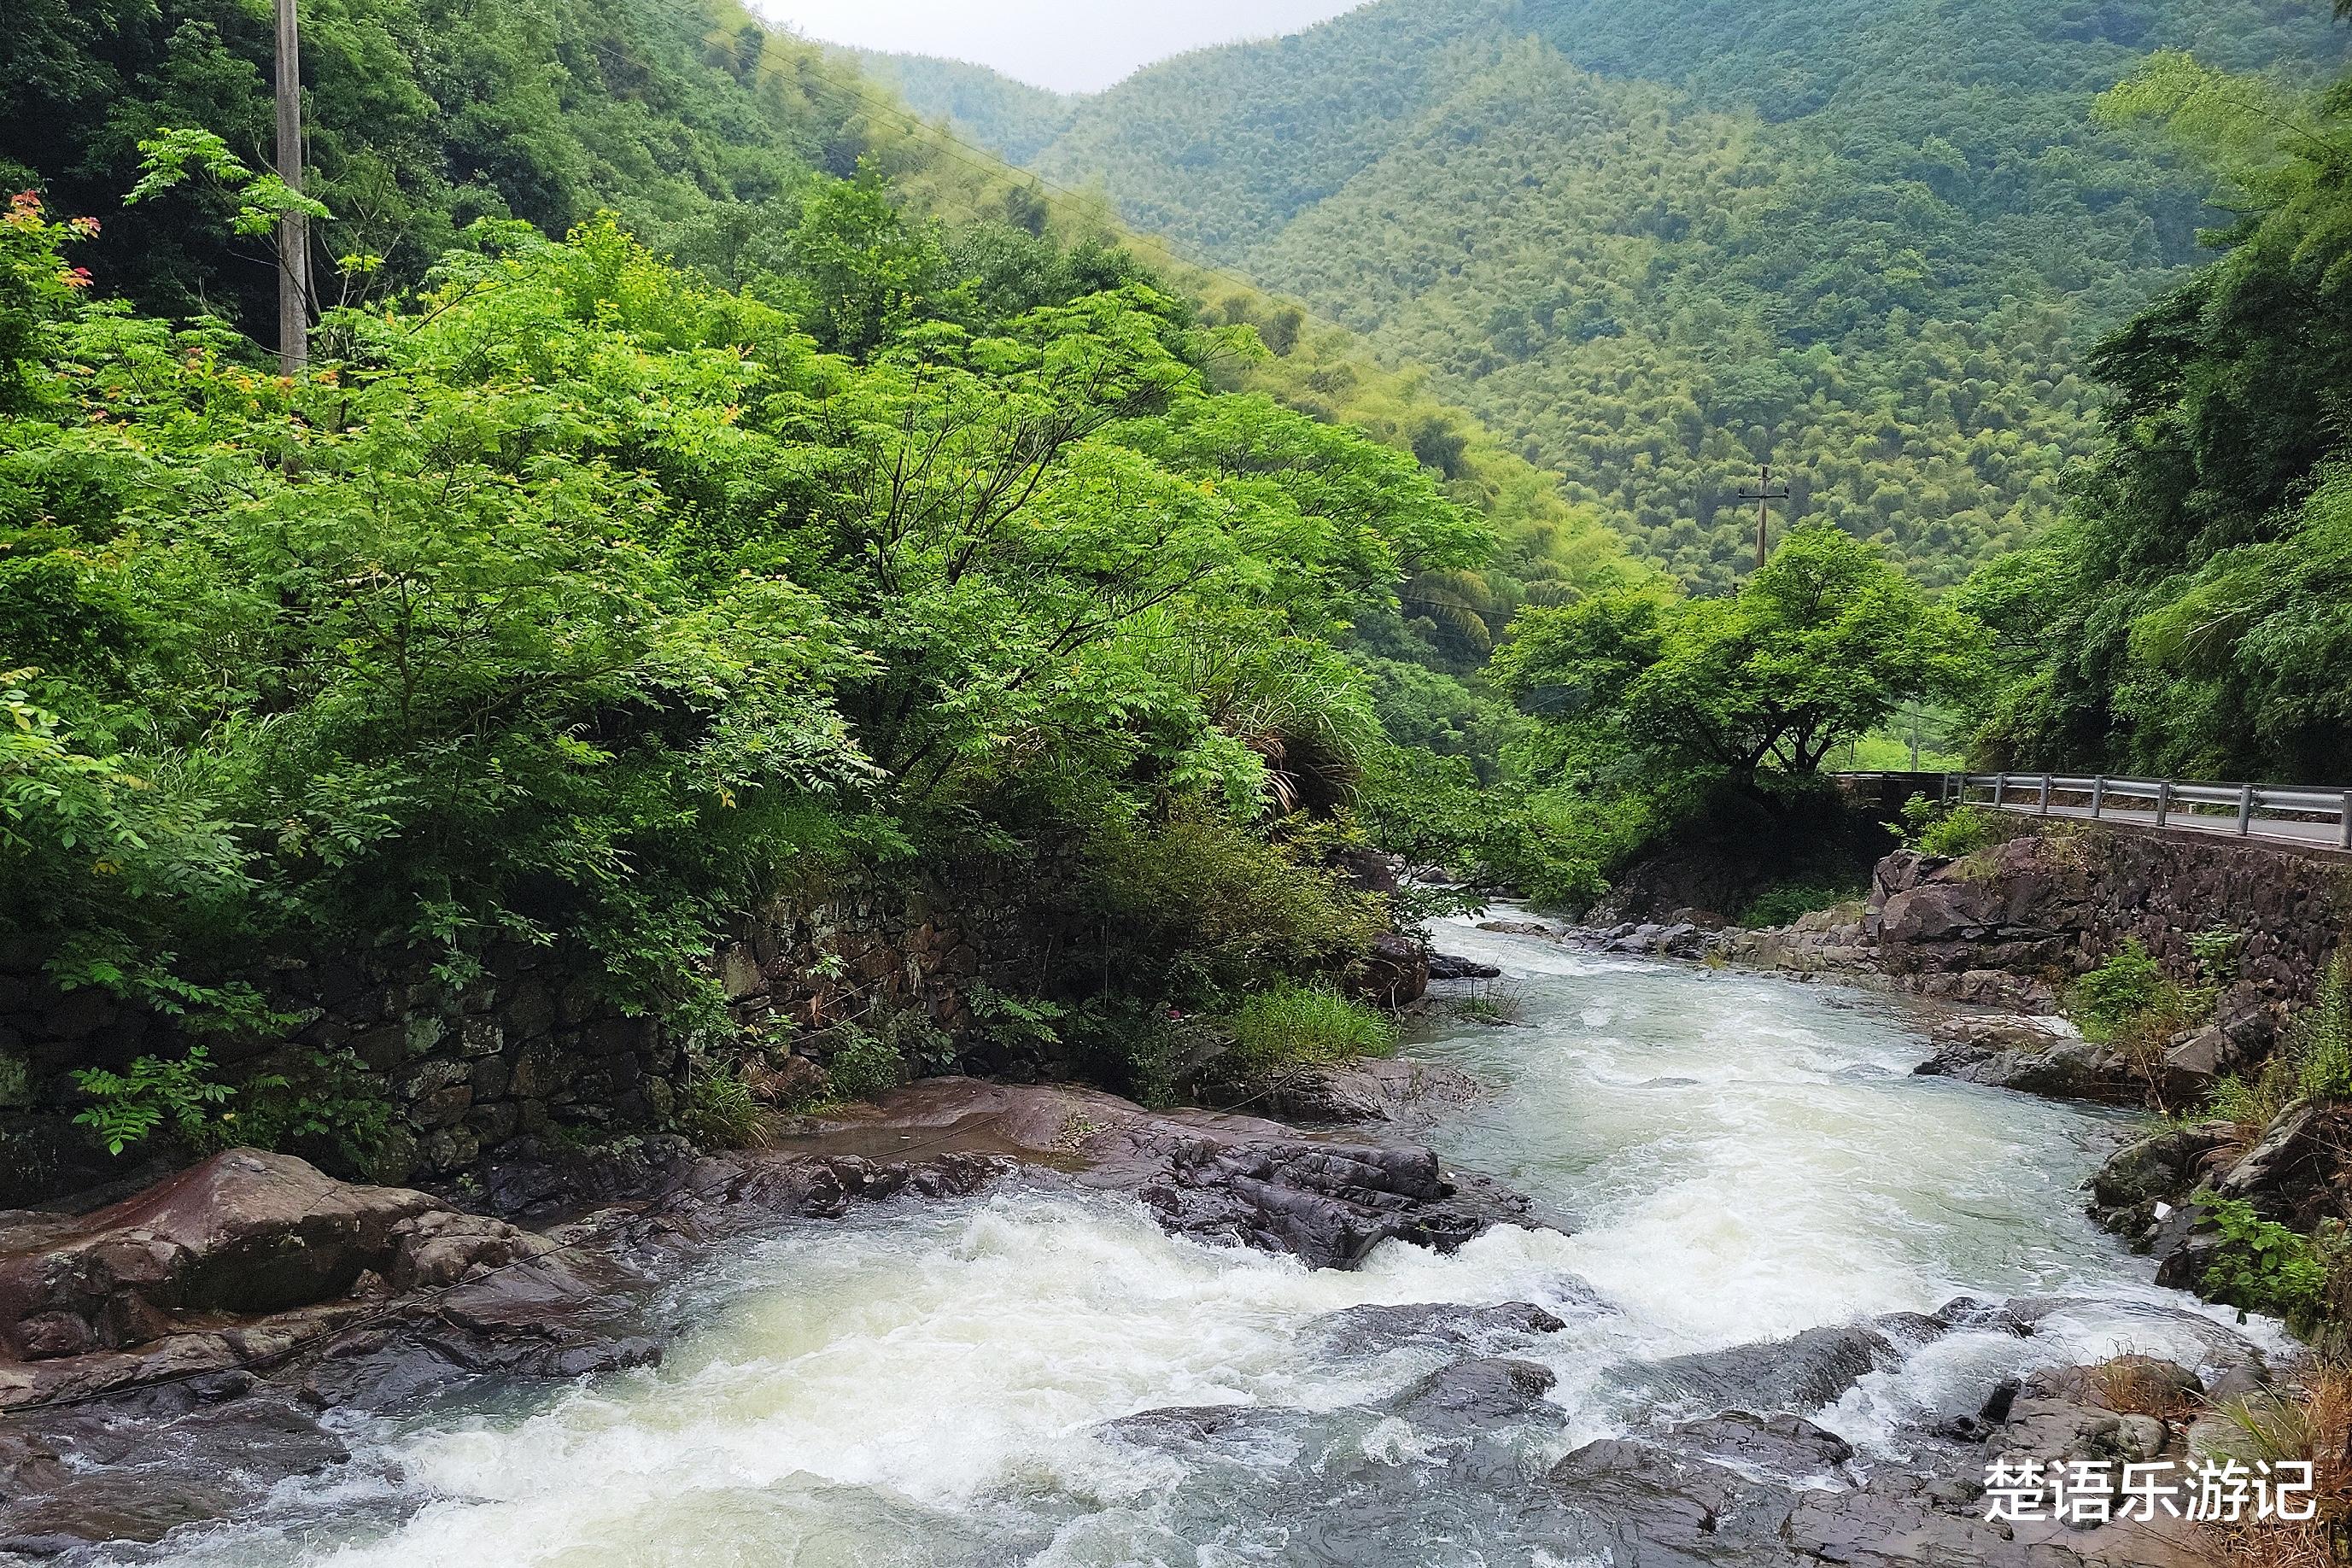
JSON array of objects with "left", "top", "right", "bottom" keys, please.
[{"left": 752, "top": 0, "right": 1364, "bottom": 94}]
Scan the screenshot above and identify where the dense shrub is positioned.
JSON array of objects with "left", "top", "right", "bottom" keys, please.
[
  {"left": 1081, "top": 811, "right": 1388, "bottom": 1007},
  {"left": 1896, "top": 796, "right": 2000, "bottom": 859},
  {"left": 2296, "top": 954, "right": 2352, "bottom": 1103},
  {"left": 0, "top": 173, "right": 1480, "bottom": 1150},
  {"left": 2068, "top": 941, "right": 2174, "bottom": 1043},
  {"left": 2196, "top": 1193, "right": 2342, "bottom": 1334}
]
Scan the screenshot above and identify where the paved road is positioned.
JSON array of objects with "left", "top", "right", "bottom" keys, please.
[{"left": 1980, "top": 797, "right": 2348, "bottom": 853}]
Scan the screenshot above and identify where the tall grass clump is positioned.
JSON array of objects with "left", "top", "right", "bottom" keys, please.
[
  {"left": 2293, "top": 952, "right": 2352, "bottom": 1103},
  {"left": 1897, "top": 795, "right": 2000, "bottom": 858},
  {"left": 2208, "top": 1058, "right": 2301, "bottom": 1158},
  {"left": 2071, "top": 939, "right": 2215, "bottom": 1109},
  {"left": 2201, "top": 1364, "right": 2352, "bottom": 1567},
  {"left": 1224, "top": 984, "right": 1399, "bottom": 1078}
]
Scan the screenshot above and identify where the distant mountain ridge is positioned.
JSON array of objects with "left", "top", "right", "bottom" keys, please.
[
  {"left": 859, "top": 0, "right": 2346, "bottom": 589},
  {"left": 841, "top": 49, "right": 1076, "bottom": 161}
]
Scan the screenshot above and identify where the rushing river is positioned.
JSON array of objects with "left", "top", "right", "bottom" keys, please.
[{"left": 114, "top": 920, "right": 2266, "bottom": 1567}]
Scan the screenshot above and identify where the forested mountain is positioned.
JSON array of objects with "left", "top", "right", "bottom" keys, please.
[
  {"left": 842, "top": 50, "right": 1075, "bottom": 162},
  {"left": 3, "top": 0, "right": 895, "bottom": 329},
  {"left": 2, "top": 0, "right": 1645, "bottom": 678},
  {"left": 873, "top": 0, "right": 2345, "bottom": 590}
]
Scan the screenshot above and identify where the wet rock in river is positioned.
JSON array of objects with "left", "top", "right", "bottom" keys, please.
[
  {"left": 794, "top": 1077, "right": 1559, "bottom": 1272},
  {"left": 1137, "top": 1137, "right": 1538, "bottom": 1271},
  {"left": 2086, "top": 1120, "right": 2231, "bottom": 1243},
  {"left": 1910, "top": 1013, "right": 2132, "bottom": 1103},
  {"left": 1097, "top": 1401, "right": 1307, "bottom": 1456},
  {"left": 0, "top": 1377, "right": 348, "bottom": 1553},
  {"left": 1477, "top": 919, "right": 1558, "bottom": 939},
  {"left": 1550, "top": 1435, "right": 1762, "bottom": 1547},
  {"left": 1617, "top": 1322, "right": 1905, "bottom": 1416},
  {"left": 1426, "top": 953, "right": 1503, "bottom": 981},
  {"left": 1309, "top": 1298, "right": 1573, "bottom": 1356},
  {"left": 0, "top": 1149, "right": 446, "bottom": 1350},
  {"left": 1662, "top": 1410, "right": 1855, "bottom": 1476},
  {"left": 1389, "top": 1356, "right": 1562, "bottom": 1432},
  {"left": 1218, "top": 1056, "right": 1481, "bottom": 1127}
]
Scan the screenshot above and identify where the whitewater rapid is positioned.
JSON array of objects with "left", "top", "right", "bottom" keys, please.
[{"left": 116, "top": 919, "right": 2267, "bottom": 1566}]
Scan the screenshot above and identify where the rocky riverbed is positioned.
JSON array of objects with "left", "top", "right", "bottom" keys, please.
[{"left": 0, "top": 920, "right": 2291, "bottom": 1565}]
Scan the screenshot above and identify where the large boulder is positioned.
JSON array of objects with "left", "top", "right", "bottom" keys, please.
[
  {"left": 782, "top": 1078, "right": 1559, "bottom": 1273},
  {"left": 1137, "top": 1137, "right": 1538, "bottom": 1270},
  {"left": 1351, "top": 932, "right": 1429, "bottom": 1008},
  {"left": 2211, "top": 1102, "right": 2339, "bottom": 1219},
  {"left": 1910, "top": 1014, "right": 2131, "bottom": 1102},
  {"left": 1223, "top": 1056, "right": 1480, "bottom": 1126},
  {"left": 2087, "top": 1122, "right": 2232, "bottom": 1243},
  {"left": 1390, "top": 1355, "right": 1561, "bottom": 1432},
  {"left": 1610, "top": 1323, "right": 1905, "bottom": 1417},
  {"left": 0, "top": 1150, "right": 483, "bottom": 1360}
]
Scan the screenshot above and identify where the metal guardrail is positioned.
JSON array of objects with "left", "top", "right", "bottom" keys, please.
[{"left": 1948, "top": 772, "right": 2352, "bottom": 851}]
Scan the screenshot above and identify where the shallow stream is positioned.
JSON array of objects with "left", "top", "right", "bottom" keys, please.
[{"left": 113, "top": 921, "right": 2263, "bottom": 1566}]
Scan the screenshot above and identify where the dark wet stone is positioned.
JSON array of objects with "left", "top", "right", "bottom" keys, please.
[
  {"left": 1310, "top": 1299, "right": 1570, "bottom": 1357},
  {"left": 1621, "top": 1323, "right": 1903, "bottom": 1415},
  {"left": 1997, "top": 1296, "right": 2268, "bottom": 1379},
  {"left": 1427, "top": 954, "right": 1503, "bottom": 981},
  {"left": 1096, "top": 1402, "right": 1304, "bottom": 1454},
  {"left": 2086, "top": 1123, "right": 2227, "bottom": 1243},
  {"left": 1870, "top": 1310, "right": 1949, "bottom": 1347},
  {"left": 1390, "top": 1356, "right": 1560, "bottom": 1432},
  {"left": 1665, "top": 1411, "right": 1855, "bottom": 1477},
  {"left": 1548, "top": 1436, "right": 1791, "bottom": 1561},
  {"left": 1138, "top": 1138, "right": 1545, "bottom": 1271},
  {"left": 0, "top": 1386, "right": 346, "bottom": 1551},
  {"left": 1911, "top": 1022, "right": 2125, "bottom": 1103}
]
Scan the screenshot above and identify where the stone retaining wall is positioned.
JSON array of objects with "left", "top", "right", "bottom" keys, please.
[
  {"left": 0, "top": 863, "right": 1049, "bottom": 1205},
  {"left": 1868, "top": 826, "right": 2352, "bottom": 1042}
]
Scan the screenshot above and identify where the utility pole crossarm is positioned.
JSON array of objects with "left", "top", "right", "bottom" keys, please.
[{"left": 1736, "top": 461, "right": 1792, "bottom": 573}]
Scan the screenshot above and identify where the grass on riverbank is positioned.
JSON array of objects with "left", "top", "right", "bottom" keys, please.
[{"left": 1224, "top": 985, "right": 1400, "bottom": 1079}]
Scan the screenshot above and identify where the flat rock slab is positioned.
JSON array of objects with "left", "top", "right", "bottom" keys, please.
[
  {"left": 1911, "top": 1013, "right": 2133, "bottom": 1103},
  {"left": 1609, "top": 1322, "right": 1907, "bottom": 1418},
  {"left": 1309, "top": 1299, "right": 1572, "bottom": 1356},
  {"left": 774, "top": 1077, "right": 1559, "bottom": 1271},
  {"left": 1208, "top": 1056, "right": 1483, "bottom": 1127}
]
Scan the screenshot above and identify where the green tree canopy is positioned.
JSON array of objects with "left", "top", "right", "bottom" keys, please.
[{"left": 1495, "top": 525, "right": 1984, "bottom": 792}]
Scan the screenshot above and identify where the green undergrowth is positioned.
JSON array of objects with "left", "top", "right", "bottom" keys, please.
[
  {"left": 1222, "top": 984, "right": 1400, "bottom": 1079},
  {"left": 2195, "top": 1192, "right": 2344, "bottom": 1337},
  {"left": 1895, "top": 796, "right": 2001, "bottom": 860},
  {"left": 1737, "top": 883, "right": 1865, "bottom": 931}
]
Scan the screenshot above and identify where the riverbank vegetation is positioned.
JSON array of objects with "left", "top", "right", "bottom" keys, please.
[{"left": 0, "top": 48, "right": 1502, "bottom": 1150}]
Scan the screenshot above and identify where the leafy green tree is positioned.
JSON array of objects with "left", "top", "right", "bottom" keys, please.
[{"left": 1495, "top": 525, "right": 1984, "bottom": 794}]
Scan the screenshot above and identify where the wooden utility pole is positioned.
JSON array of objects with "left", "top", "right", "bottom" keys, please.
[
  {"left": 274, "top": 0, "right": 309, "bottom": 377},
  {"left": 1737, "top": 460, "right": 1791, "bottom": 572}
]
